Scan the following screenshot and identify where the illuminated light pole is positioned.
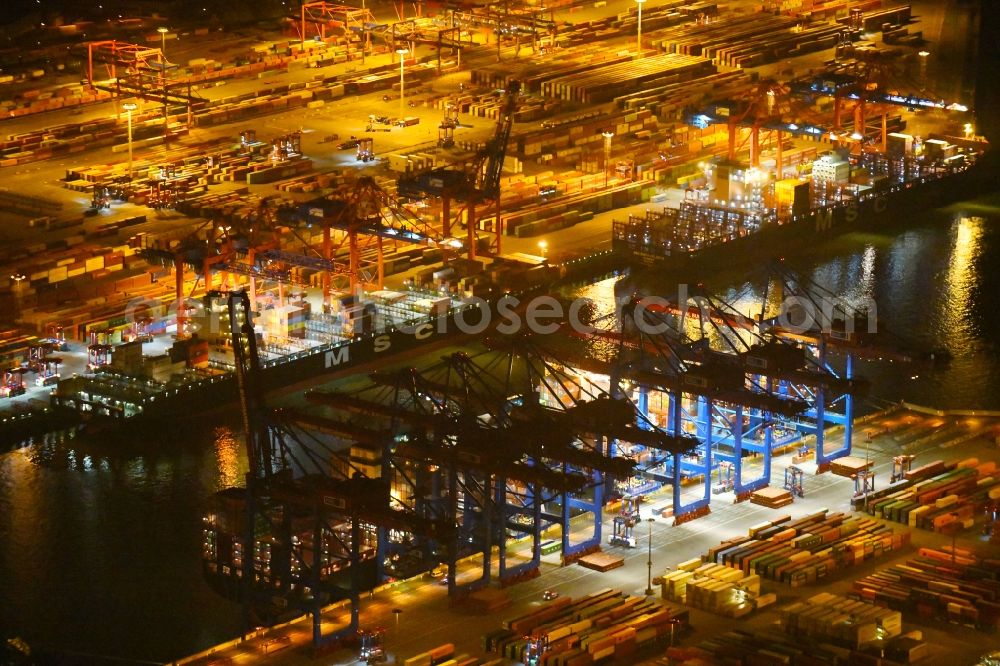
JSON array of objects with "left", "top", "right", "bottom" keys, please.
[
  {"left": 602, "top": 130, "right": 614, "bottom": 188},
  {"left": 917, "top": 50, "right": 929, "bottom": 90},
  {"left": 123, "top": 101, "right": 138, "bottom": 180},
  {"left": 645, "top": 517, "right": 656, "bottom": 595},
  {"left": 538, "top": 240, "right": 548, "bottom": 260},
  {"left": 10, "top": 273, "right": 26, "bottom": 317},
  {"left": 964, "top": 123, "right": 974, "bottom": 140},
  {"left": 158, "top": 27, "right": 169, "bottom": 59},
  {"left": 635, "top": 0, "right": 646, "bottom": 56},
  {"left": 396, "top": 48, "right": 409, "bottom": 115}
]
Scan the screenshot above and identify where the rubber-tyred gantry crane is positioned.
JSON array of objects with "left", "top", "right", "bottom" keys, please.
[{"left": 397, "top": 81, "right": 521, "bottom": 261}]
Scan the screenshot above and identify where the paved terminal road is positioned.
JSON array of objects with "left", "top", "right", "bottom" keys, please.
[{"left": 175, "top": 409, "right": 1000, "bottom": 666}]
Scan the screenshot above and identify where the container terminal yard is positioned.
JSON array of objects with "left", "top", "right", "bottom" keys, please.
[{"left": 1, "top": 0, "right": 999, "bottom": 663}]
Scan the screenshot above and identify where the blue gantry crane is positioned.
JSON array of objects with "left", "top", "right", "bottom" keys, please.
[{"left": 201, "top": 289, "right": 453, "bottom": 647}]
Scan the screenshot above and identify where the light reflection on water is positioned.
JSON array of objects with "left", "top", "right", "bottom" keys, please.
[
  {"left": 574, "top": 211, "right": 1000, "bottom": 410},
  {"left": 0, "top": 421, "right": 245, "bottom": 662},
  {"left": 213, "top": 426, "right": 245, "bottom": 490}
]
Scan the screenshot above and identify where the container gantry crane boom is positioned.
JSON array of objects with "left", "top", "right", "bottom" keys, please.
[
  {"left": 217, "top": 289, "right": 274, "bottom": 637},
  {"left": 478, "top": 79, "right": 520, "bottom": 200}
]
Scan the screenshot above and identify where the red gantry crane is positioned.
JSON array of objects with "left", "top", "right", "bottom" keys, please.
[
  {"left": 396, "top": 81, "right": 520, "bottom": 261},
  {"left": 281, "top": 176, "right": 461, "bottom": 306}
]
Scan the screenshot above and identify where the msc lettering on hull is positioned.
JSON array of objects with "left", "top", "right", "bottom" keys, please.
[
  {"left": 323, "top": 323, "right": 438, "bottom": 369},
  {"left": 816, "top": 197, "right": 888, "bottom": 232},
  {"left": 815, "top": 208, "right": 835, "bottom": 232},
  {"left": 324, "top": 346, "right": 351, "bottom": 368},
  {"left": 846, "top": 202, "right": 858, "bottom": 224}
]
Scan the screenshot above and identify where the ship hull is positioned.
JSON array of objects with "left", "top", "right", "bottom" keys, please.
[
  {"left": 62, "top": 301, "right": 493, "bottom": 433},
  {"left": 619, "top": 163, "right": 994, "bottom": 271}
]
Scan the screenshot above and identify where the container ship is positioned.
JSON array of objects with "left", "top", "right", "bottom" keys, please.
[
  {"left": 45, "top": 290, "right": 498, "bottom": 433},
  {"left": 612, "top": 138, "right": 994, "bottom": 267}
]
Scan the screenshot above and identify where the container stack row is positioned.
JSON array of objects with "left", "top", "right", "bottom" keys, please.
[
  {"left": 0, "top": 329, "right": 40, "bottom": 367},
  {"left": 853, "top": 546, "right": 1000, "bottom": 631},
  {"left": 780, "top": 592, "right": 903, "bottom": 648},
  {"left": 1, "top": 112, "right": 185, "bottom": 168},
  {"left": 0, "top": 82, "right": 114, "bottom": 120},
  {"left": 401, "top": 643, "right": 467, "bottom": 666},
  {"left": 667, "top": 626, "right": 928, "bottom": 666},
  {"left": 471, "top": 51, "right": 634, "bottom": 95},
  {"left": 614, "top": 70, "right": 750, "bottom": 122},
  {"left": 555, "top": 1, "right": 718, "bottom": 53},
  {"left": 702, "top": 510, "right": 910, "bottom": 586},
  {"left": 661, "top": 558, "right": 775, "bottom": 618},
  {"left": 651, "top": 13, "right": 841, "bottom": 68},
  {"left": 272, "top": 169, "right": 357, "bottom": 194},
  {"left": 867, "top": 459, "right": 1000, "bottom": 532},
  {"left": 537, "top": 54, "right": 714, "bottom": 104},
  {"left": 504, "top": 180, "right": 657, "bottom": 238},
  {"left": 431, "top": 88, "right": 563, "bottom": 124},
  {"left": 798, "top": 0, "right": 883, "bottom": 20},
  {"left": 484, "top": 588, "right": 688, "bottom": 666}
]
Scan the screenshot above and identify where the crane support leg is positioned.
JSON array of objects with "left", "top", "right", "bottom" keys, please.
[
  {"left": 322, "top": 225, "right": 331, "bottom": 310},
  {"left": 349, "top": 515, "right": 361, "bottom": 634},
  {"left": 776, "top": 130, "right": 783, "bottom": 178},
  {"left": 481, "top": 473, "right": 494, "bottom": 588},
  {"left": 349, "top": 229, "right": 360, "bottom": 293},
  {"left": 672, "top": 398, "right": 712, "bottom": 520},
  {"left": 499, "top": 478, "right": 543, "bottom": 584},
  {"left": 733, "top": 405, "right": 770, "bottom": 496},
  {"left": 493, "top": 197, "right": 502, "bottom": 256},
  {"left": 467, "top": 201, "right": 477, "bottom": 262},
  {"left": 174, "top": 256, "right": 186, "bottom": 338},
  {"left": 446, "top": 470, "right": 459, "bottom": 598},
  {"left": 312, "top": 513, "right": 324, "bottom": 645},
  {"left": 560, "top": 453, "right": 604, "bottom": 559},
  {"left": 377, "top": 235, "right": 385, "bottom": 290}
]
